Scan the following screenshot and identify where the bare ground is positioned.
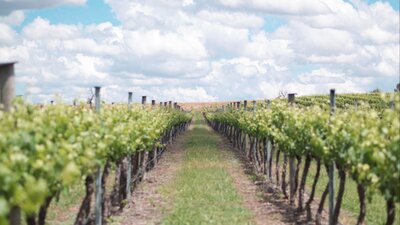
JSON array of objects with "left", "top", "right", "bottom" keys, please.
[
  {"left": 214, "top": 129, "right": 329, "bottom": 225},
  {"left": 114, "top": 132, "right": 187, "bottom": 225},
  {"left": 114, "top": 122, "right": 329, "bottom": 225}
]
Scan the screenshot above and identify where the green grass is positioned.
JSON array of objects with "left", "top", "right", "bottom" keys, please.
[
  {"left": 45, "top": 180, "right": 85, "bottom": 225},
  {"left": 161, "top": 118, "right": 254, "bottom": 225},
  {"left": 303, "top": 160, "right": 400, "bottom": 225}
]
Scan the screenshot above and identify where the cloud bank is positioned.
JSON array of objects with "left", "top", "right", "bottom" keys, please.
[{"left": 0, "top": 0, "right": 399, "bottom": 103}]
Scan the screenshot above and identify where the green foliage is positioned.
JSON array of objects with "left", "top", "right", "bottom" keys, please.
[
  {"left": 206, "top": 93, "right": 400, "bottom": 204},
  {"left": 0, "top": 103, "right": 191, "bottom": 222}
]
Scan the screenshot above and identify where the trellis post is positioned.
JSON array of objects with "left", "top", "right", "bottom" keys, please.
[
  {"left": 288, "top": 93, "right": 296, "bottom": 205},
  {"left": 0, "top": 62, "right": 16, "bottom": 112},
  {"left": 94, "top": 87, "right": 102, "bottom": 225},
  {"left": 329, "top": 89, "right": 336, "bottom": 225},
  {"left": 127, "top": 92, "right": 133, "bottom": 199},
  {"left": 1, "top": 62, "right": 20, "bottom": 225}
]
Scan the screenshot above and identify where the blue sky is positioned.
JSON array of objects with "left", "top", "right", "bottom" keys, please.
[
  {"left": 1, "top": 0, "right": 399, "bottom": 103},
  {"left": 17, "top": 0, "right": 119, "bottom": 30},
  {"left": 15, "top": 0, "right": 399, "bottom": 29}
]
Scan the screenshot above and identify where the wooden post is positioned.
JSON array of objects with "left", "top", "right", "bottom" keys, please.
[
  {"left": 243, "top": 100, "right": 247, "bottom": 110},
  {"left": 127, "top": 92, "right": 133, "bottom": 199},
  {"left": 237, "top": 101, "right": 240, "bottom": 110},
  {"left": 329, "top": 89, "right": 336, "bottom": 225},
  {"left": 252, "top": 100, "right": 257, "bottom": 111},
  {"left": 152, "top": 100, "right": 156, "bottom": 107},
  {"left": 142, "top": 96, "right": 147, "bottom": 105},
  {"left": 0, "top": 62, "right": 16, "bottom": 112},
  {"left": 168, "top": 101, "right": 172, "bottom": 108},
  {"left": 164, "top": 102, "right": 167, "bottom": 107},
  {"left": 8, "top": 207, "right": 21, "bottom": 225},
  {"left": 159, "top": 102, "right": 162, "bottom": 107},
  {"left": 266, "top": 99, "right": 271, "bottom": 109},
  {"left": 174, "top": 102, "right": 177, "bottom": 109},
  {"left": 94, "top": 87, "right": 102, "bottom": 225},
  {"left": 288, "top": 93, "right": 296, "bottom": 205},
  {"left": 128, "top": 92, "right": 133, "bottom": 108}
]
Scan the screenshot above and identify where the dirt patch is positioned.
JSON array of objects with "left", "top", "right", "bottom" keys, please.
[
  {"left": 215, "top": 133, "right": 320, "bottom": 225},
  {"left": 114, "top": 130, "right": 187, "bottom": 225}
]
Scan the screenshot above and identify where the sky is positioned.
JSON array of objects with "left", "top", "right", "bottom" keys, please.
[{"left": 0, "top": 0, "right": 399, "bottom": 103}]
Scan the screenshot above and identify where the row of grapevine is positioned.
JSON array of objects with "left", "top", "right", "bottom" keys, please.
[
  {"left": 204, "top": 92, "right": 399, "bottom": 225},
  {"left": 0, "top": 93, "right": 192, "bottom": 225},
  {"left": 257, "top": 93, "right": 393, "bottom": 111}
]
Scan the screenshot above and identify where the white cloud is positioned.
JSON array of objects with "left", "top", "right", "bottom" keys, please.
[
  {"left": 0, "top": 0, "right": 399, "bottom": 103},
  {"left": 124, "top": 29, "right": 207, "bottom": 59},
  {"left": 197, "top": 10, "right": 264, "bottom": 29},
  {"left": 0, "top": 23, "right": 18, "bottom": 45},
  {"left": 0, "top": 0, "right": 86, "bottom": 15},
  {"left": 217, "top": 0, "right": 332, "bottom": 15},
  {"left": 162, "top": 87, "right": 217, "bottom": 102},
  {"left": 0, "top": 10, "right": 24, "bottom": 25},
  {"left": 22, "top": 17, "right": 81, "bottom": 40}
]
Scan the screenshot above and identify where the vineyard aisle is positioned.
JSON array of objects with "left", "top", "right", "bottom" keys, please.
[{"left": 113, "top": 116, "right": 291, "bottom": 225}]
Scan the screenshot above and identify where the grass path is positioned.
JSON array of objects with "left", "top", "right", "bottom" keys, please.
[{"left": 160, "top": 118, "right": 255, "bottom": 225}]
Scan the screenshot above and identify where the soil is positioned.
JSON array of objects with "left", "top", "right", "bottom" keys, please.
[
  {"left": 115, "top": 132, "right": 187, "bottom": 225},
  {"left": 114, "top": 122, "right": 329, "bottom": 225}
]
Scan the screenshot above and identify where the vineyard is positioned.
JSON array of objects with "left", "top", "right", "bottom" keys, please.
[
  {"left": 204, "top": 91, "right": 400, "bottom": 225},
  {"left": 0, "top": 93, "right": 192, "bottom": 225},
  {"left": 1, "top": 74, "right": 399, "bottom": 225}
]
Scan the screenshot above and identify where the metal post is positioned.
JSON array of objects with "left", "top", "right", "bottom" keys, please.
[
  {"left": 0, "top": 62, "right": 16, "bottom": 112},
  {"left": 329, "top": 89, "right": 336, "bottom": 225},
  {"left": 389, "top": 101, "right": 394, "bottom": 109},
  {"left": 128, "top": 92, "right": 133, "bottom": 108},
  {"left": 288, "top": 93, "right": 295, "bottom": 105},
  {"left": 267, "top": 140, "right": 272, "bottom": 179},
  {"left": 95, "top": 87, "right": 101, "bottom": 113},
  {"left": 94, "top": 87, "right": 102, "bottom": 225},
  {"left": 127, "top": 92, "right": 133, "bottom": 199},
  {"left": 288, "top": 93, "right": 295, "bottom": 205}
]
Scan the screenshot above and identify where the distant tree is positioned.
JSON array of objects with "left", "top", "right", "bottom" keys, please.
[
  {"left": 395, "top": 83, "right": 400, "bottom": 92},
  {"left": 87, "top": 88, "right": 94, "bottom": 108},
  {"left": 371, "top": 88, "right": 381, "bottom": 93},
  {"left": 278, "top": 90, "right": 288, "bottom": 98}
]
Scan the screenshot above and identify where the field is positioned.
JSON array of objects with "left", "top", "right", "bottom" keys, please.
[{"left": 0, "top": 92, "right": 399, "bottom": 225}]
